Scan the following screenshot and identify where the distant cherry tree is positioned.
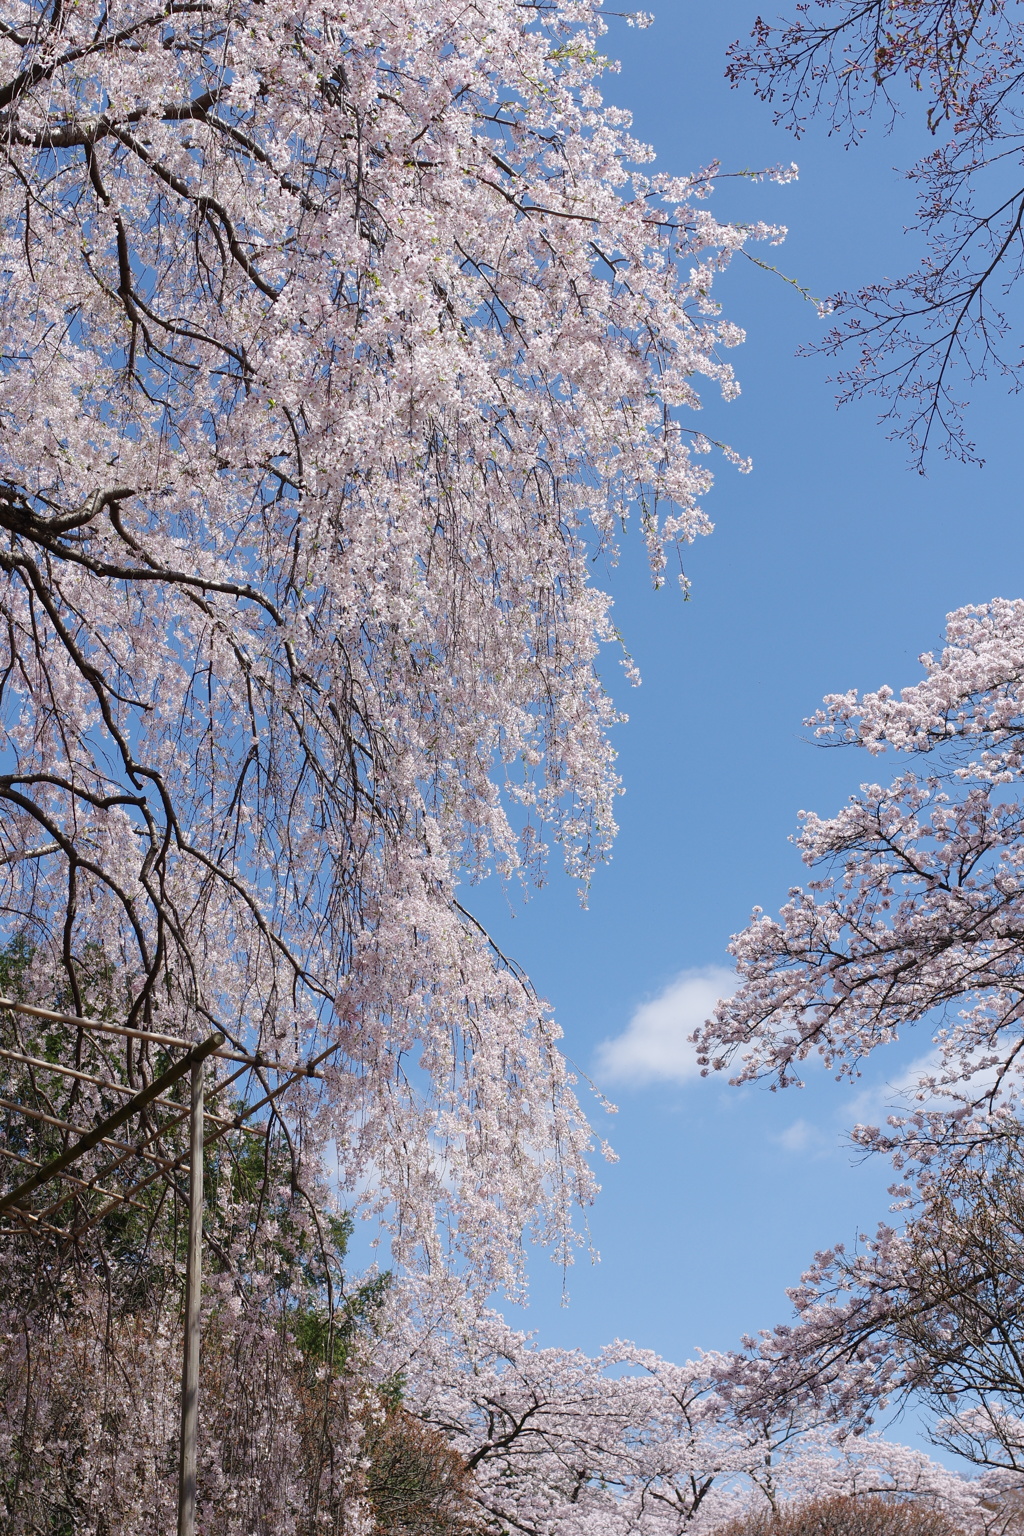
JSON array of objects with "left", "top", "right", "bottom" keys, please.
[
  {"left": 697, "top": 598, "right": 1024, "bottom": 1468},
  {"left": 391, "top": 1299, "right": 989, "bottom": 1536}
]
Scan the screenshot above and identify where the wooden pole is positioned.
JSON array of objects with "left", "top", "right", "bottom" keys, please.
[{"left": 177, "top": 1057, "right": 204, "bottom": 1536}]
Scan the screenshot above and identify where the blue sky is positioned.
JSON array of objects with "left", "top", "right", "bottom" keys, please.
[{"left": 462, "top": 0, "right": 1024, "bottom": 1389}]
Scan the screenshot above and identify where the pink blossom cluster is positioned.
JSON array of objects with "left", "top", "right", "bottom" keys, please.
[
  {"left": 696, "top": 598, "right": 1024, "bottom": 1167},
  {"left": 0, "top": 0, "right": 784, "bottom": 1290},
  {"left": 384, "top": 1291, "right": 996, "bottom": 1536}
]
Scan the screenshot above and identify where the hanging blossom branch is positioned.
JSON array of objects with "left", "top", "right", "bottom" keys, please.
[
  {"left": 0, "top": 0, "right": 788, "bottom": 1291},
  {"left": 727, "top": 0, "right": 1024, "bottom": 465}
]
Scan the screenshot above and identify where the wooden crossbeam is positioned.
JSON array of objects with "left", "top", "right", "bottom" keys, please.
[
  {"left": 0, "top": 1033, "right": 224, "bottom": 1217},
  {"left": 0, "top": 995, "right": 323, "bottom": 1074},
  {"left": 0, "top": 1045, "right": 262, "bottom": 1131}
]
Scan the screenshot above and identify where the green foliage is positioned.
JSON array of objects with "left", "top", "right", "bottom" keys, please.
[
  {"left": 0, "top": 932, "right": 32, "bottom": 1000},
  {"left": 292, "top": 1272, "right": 391, "bottom": 1377}
]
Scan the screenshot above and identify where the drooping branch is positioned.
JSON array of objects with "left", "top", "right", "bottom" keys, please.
[{"left": 727, "top": 0, "right": 1024, "bottom": 462}]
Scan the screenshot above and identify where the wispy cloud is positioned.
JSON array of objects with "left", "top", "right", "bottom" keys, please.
[
  {"left": 847, "top": 1044, "right": 1005, "bottom": 1131},
  {"left": 774, "top": 1118, "right": 831, "bottom": 1154},
  {"left": 594, "top": 966, "right": 736, "bottom": 1086},
  {"left": 846, "top": 1051, "right": 944, "bottom": 1129}
]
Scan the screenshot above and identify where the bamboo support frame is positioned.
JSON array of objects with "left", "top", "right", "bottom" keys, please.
[
  {"left": 0, "top": 995, "right": 323, "bottom": 1074},
  {"left": 0, "top": 1006, "right": 336, "bottom": 1536},
  {"left": 67, "top": 1038, "right": 338, "bottom": 1240},
  {"left": 0, "top": 1094, "right": 142, "bottom": 1152},
  {"left": 0, "top": 1087, "right": 244, "bottom": 1223},
  {"left": 0, "top": 1045, "right": 262, "bottom": 1130},
  {"left": 0, "top": 1145, "right": 146, "bottom": 1211},
  {"left": 62, "top": 1061, "right": 257, "bottom": 1211},
  {"left": 0, "top": 1034, "right": 225, "bottom": 1218}
]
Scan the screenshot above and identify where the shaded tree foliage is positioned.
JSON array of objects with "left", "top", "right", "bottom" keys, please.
[{"left": 715, "top": 1496, "right": 968, "bottom": 1536}]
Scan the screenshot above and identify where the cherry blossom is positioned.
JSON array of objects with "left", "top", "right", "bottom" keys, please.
[
  {"left": 691, "top": 599, "right": 1024, "bottom": 1479},
  {"left": 697, "top": 598, "right": 1024, "bottom": 1170},
  {"left": 727, "top": 1127, "right": 1024, "bottom": 1479},
  {"left": 0, "top": 1211, "right": 996, "bottom": 1535},
  {"left": 728, "top": 0, "right": 1024, "bottom": 463},
  {"left": 384, "top": 1292, "right": 994, "bottom": 1536},
  {"left": 0, "top": 0, "right": 788, "bottom": 1289}
]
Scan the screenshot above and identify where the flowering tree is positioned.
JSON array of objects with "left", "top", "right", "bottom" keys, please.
[
  {"left": 5, "top": 1242, "right": 986, "bottom": 1536},
  {"left": 389, "top": 1300, "right": 988, "bottom": 1536},
  {"left": 728, "top": 1126, "right": 1024, "bottom": 1478},
  {"left": 696, "top": 598, "right": 1024, "bottom": 1469},
  {"left": 728, "top": 0, "right": 1024, "bottom": 463},
  {"left": 698, "top": 598, "right": 1024, "bottom": 1170},
  {"left": 0, "top": 1208, "right": 473, "bottom": 1535},
  {"left": 0, "top": 0, "right": 787, "bottom": 1286}
]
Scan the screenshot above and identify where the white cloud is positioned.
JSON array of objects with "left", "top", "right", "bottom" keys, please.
[
  {"left": 846, "top": 1050, "right": 943, "bottom": 1128},
  {"left": 847, "top": 1044, "right": 1005, "bottom": 1130},
  {"left": 594, "top": 966, "right": 736, "bottom": 1086},
  {"left": 776, "top": 1118, "right": 820, "bottom": 1153}
]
